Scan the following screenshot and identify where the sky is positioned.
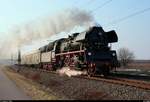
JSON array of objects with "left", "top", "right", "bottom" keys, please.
[{"left": 0, "top": 0, "right": 150, "bottom": 59}]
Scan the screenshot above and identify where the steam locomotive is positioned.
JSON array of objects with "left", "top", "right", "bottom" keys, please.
[{"left": 21, "top": 26, "right": 119, "bottom": 76}]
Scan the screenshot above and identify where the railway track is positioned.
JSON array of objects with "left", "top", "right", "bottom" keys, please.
[
  {"left": 43, "top": 69, "right": 150, "bottom": 90},
  {"left": 11, "top": 65, "right": 150, "bottom": 90},
  {"left": 75, "top": 75, "right": 150, "bottom": 90}
]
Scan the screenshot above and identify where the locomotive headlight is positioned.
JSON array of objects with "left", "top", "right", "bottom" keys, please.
[
  {"left": 88, "top": 52, "right": 92, "bottom": 56},
  {"left": 112, "top": 53, "right": 116, "bottom": 56}
]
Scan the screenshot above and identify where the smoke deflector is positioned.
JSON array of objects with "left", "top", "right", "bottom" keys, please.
[{"left": 106, "top": 30, "right": 118, "bottom": 43}]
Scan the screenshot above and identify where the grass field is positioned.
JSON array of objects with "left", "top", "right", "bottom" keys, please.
[{"left": 115, "top": 61, "right": 150, "bottom": 77}]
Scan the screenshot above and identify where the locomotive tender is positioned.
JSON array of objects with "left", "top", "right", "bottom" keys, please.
[{"left": 21, "top": 26, "right": 119, "bottom": 76}]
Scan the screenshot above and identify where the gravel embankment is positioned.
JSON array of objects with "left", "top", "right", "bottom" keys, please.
[
  {"left": 6, "top": 66, "right": 150, "bottom": 100},
  {"left": 3, "top": 67, "right": 60, "bottom": 100}
]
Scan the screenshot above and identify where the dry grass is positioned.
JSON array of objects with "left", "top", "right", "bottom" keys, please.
[
  {"left": 128, "top": 63, "right": 150, "bottom": 70},
  {"left": 3, "top": 68, "right": 58, "bottom": 100}
]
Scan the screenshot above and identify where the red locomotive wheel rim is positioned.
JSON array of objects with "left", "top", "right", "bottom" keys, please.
[
  {"left": 64, "top": 57, "right": 70, "bottom": 67},
  {"left": 87, "top": 63, "right": 96, "bottom": 76}
]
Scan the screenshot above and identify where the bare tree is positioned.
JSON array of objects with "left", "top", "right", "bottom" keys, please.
[{"left": 118, "top": 47, "right": 135, "bottom": 67}]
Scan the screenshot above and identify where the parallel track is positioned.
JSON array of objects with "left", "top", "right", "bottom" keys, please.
[
  {"left": 12, "top": 66, "right": 150, "bottom": 90},
  {"left": 76, "top": 75, "right": 150, "bottom": 90}
]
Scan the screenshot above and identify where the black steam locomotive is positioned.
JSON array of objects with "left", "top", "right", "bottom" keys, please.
[{"left": 21, "top": 26, "right": 119, "bottom": 76}]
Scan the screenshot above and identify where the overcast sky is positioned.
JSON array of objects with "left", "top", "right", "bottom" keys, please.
[{"left": 0, "top": 0, "right": 150, "bottom": 59}]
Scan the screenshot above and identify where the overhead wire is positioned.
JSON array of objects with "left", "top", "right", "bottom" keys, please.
[
  {"left": 71, "top": 0, "right": 112, "bottom": 12},
  {"left": 70, "top": 0, "right": 114, "bottom": 27},
  {"left": 83, "top": 0, "right": 150, "bottom": 27},
  {"left": 81, "top": 0, "right": 96, "bottom": 9},
  {"left": 106, "top": 7, "right": 150, "bottom": 26},
  {"left": 89, "top": 0, "right": 113, "bottom": 15},
  {"left": 69, "top": 0, "right": 150, "bottom": 30}
]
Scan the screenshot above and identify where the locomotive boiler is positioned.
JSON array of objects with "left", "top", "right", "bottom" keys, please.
[{"left": 21, "top": 26, "right": 119, "bottom": 76}]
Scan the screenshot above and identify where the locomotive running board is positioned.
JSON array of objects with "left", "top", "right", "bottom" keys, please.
[{"left": 55, "top": 50, "right": 85, "bottom": 56}]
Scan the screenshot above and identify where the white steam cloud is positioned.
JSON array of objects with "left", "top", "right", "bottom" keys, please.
[
  {"left": 0, "top": 8, "right": 94, "bottom": 59},
  {"left": 56, "top": 67, "right": 87, "bottom": 77}
]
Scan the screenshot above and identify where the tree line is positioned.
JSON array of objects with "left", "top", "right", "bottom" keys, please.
[{"left": 117, "top": 47, "right": 135, "bottom": 67}]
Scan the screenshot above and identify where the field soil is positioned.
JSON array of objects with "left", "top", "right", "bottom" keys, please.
[{"left": 119, "top": 62, "right": 150, "bottom": 71}]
